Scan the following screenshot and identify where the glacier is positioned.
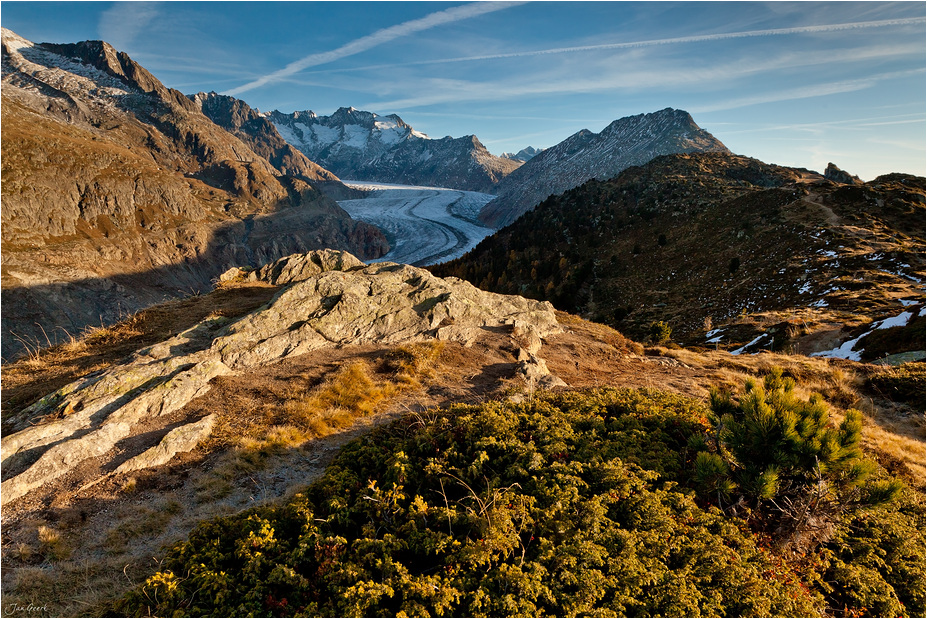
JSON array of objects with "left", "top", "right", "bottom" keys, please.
[{"left": 337, "top": 182, "right": 495, "bottom": 266}]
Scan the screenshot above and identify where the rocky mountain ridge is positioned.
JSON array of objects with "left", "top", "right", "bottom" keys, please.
[
  {"left": 268, "top": 106, "right": 522, "bottom": 192},
  {"left": 479, "top": 108, "right": 731, "bottom": 228},
  {"left": 0, "top": 29, "right": 387, "bottom": 359},
  {"left": 190, "top": 91, "right": 340, "bottom": 184}
]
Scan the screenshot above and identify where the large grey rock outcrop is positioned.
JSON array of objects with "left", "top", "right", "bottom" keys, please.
[{"left": 1, "top": 251, "right": 562, "bottom": 506}]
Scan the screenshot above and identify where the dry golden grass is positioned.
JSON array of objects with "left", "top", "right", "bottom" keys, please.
[
  {"left": 2, "top": 283, "right": 280, "bottom": 431},
  {"left": 102, "top": 500, "right": 182, "bottom": 555},
  {"left": 195, "top": 342, "right": 445, "bottom": 503}
]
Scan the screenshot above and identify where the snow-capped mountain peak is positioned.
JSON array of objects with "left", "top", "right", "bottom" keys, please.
[{"left": 269, "top": 107, "right": 519, "bottom": 191}]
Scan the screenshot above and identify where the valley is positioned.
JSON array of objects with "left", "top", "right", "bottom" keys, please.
[{"left": 337, "top": 181, "right": 495, "bottom": 265}]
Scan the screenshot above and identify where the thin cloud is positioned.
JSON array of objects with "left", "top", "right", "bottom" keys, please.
[
  {"left": 692, "top": 69, "right": 925, "bottom": 113},
  {"left": 224, "top": 1, "right": 526, "bottom": 96},
  {"left": 298, "top": 16, "right": 926, "bottom": 76},
  {"left": 364, "top": 45, "right": 923, "bottom": 111},
  {"left": 98, "top": 1, "right": 160, "bottom": 51},
  {"left": 716, "top": 113, "right": 926, "bottom": 134}
]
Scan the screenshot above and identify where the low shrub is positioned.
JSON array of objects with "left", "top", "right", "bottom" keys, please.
[
  {"left": 119, "top": 389, "right": 819, "bottom": 617},
  {"left": 118, "top": 385, "right": 923, "bottom": 618}
]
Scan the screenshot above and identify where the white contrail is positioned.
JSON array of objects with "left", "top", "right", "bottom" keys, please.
[
  {"left": 436, "top": 17, "right": 927, "bottom": 62},
  {"left": 224, "top": 1, "right": 525, "bottom": 96},
  {"left": 300, "top": 16, "right": 927, "bottom": 75}
]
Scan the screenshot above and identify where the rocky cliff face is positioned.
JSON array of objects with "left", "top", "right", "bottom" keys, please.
[
  {"left": 269, "top": 107, "right": 521, "bottom": 192},
  {"left": 479, "top": 108, "right": 730, "bottom": 228},
  {"left": 0, "top": 29, "right": 388, "bottom": 359}
]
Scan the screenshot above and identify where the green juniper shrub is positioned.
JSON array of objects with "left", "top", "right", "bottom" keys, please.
[
  {"left": 117, "top": 384, "right": 923, "bottom": 618},
  {"left": 119, "top": 389, "right": 820, "bottom": 618},
  {"left": 809, "top": 482, "right": 926, "bottom": 617}
]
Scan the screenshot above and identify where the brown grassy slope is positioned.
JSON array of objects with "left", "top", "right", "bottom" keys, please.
[{"left": 434, "top": 153, "right": 925, "bottom": 352}]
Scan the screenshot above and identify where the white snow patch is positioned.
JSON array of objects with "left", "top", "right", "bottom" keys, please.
[
  {"left": 341, "top": 124, "right": 369, "bottom": 149},
  {"left": 730, "top": 333, "right": 770, "bottom": 356},
  {"left": 375, "top": 124, "right": 405, "bottom": 146},
  {"left": 877, "top": 311, "right": 914, "bottom": 330},
  {"left": 810, "top": 337, "right": 863, "bottom": 361},
  {"left": 374, "top": 119, "right": 399, "bottom": 131},
  {"left": 810, "top": 299, "right": 829, "bottom": 308},
  {"left": 900, "top": 299, "right": 918, "bottom": 306},
  {"left": 799, "top": 282, "right": 813, "bottom": 294},
  {"left": 310, "top": 123, "right": 340, "bottom": 145},
  {"left": 274, "top": 122, "right": 303, "bottom": 147},
  {"left": 811, "top": 309, "right": 915, "bottom": 361}
]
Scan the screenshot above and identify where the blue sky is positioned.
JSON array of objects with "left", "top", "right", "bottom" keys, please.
[{"left": 2, "top": 1, "right": 924, "bottom": 179}]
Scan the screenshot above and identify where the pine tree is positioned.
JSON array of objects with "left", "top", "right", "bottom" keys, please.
[{"left": 697, "top": 368, "right": 902, "bottom": 549}]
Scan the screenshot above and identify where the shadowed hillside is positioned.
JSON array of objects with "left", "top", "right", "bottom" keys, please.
[{"left": 434, "top": 153, "right": 925, "bottom": 361}]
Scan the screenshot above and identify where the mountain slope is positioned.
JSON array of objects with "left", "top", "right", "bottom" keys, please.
[
  {"left": 436, "top": 152, "right": 925, "bottom": 358},
  {"left": 191, "top": 91, "right": 345, "bottom": 185},
  {"left": 269, "top": 106, "right": 521, "bottom": 192},
  {"left": 0, "top": 29, "right": 388, "bottom": 359},
  {"left": 479, "top": 108, "right": 730, "bottom": 228}
]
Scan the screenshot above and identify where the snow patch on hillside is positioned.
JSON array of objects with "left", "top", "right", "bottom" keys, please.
[{"left": 811, "top": 309, "right": 917, "bottom": 361}]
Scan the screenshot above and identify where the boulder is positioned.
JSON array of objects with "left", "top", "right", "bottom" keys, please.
[{"left": 114, "top": 414, "right": 216, "bottom": 475}]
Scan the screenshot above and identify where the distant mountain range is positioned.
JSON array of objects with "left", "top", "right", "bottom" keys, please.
[
  {"left": 479, "top": 108, "right": 731, "bottom": 228},
  {"left": 501, "top": 146, "right": 543, "bottom": 162},
  {"left": 0, "top": 28, "right": 387, "bottom": 358},
  {"left": 268, "top": 107, "right": 521, "bottom": 192}
]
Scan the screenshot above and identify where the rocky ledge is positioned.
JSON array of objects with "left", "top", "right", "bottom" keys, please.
[{"left": 1, "top": 251, "right": 565, "bottom": 506}]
